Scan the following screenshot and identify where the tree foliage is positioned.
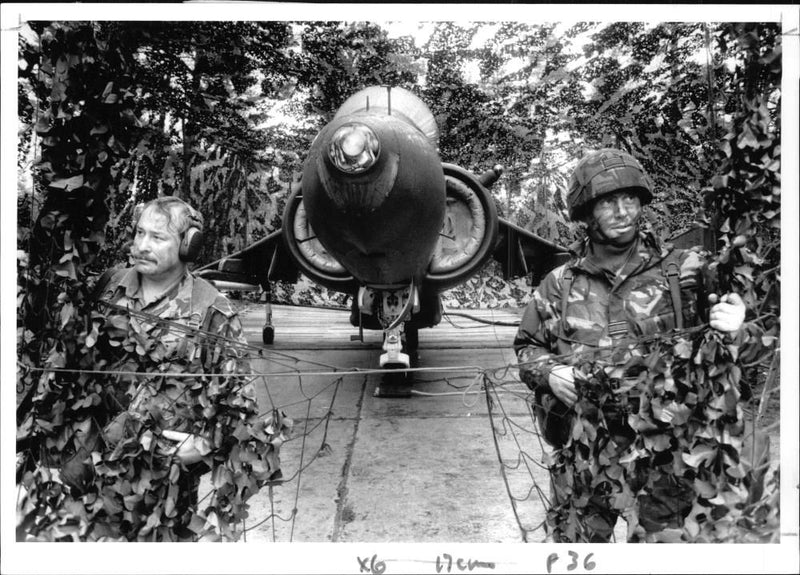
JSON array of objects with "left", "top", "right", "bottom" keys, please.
[
  {"left": 16, "top": 21, "right": 293, "bottom": 541},
  {"left": 296, "top": 21, "right": 422, "bottom": 117},
  {"left": 544, "top": 22, "right": 781, "bottom": 543},
  {"left": 703, "top": 23, "right": 781, "bottom": 321}
]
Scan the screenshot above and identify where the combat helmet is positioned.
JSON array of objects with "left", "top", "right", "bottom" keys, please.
[{"left": 567, "top": 148, "right": 653, "bottom": 221}]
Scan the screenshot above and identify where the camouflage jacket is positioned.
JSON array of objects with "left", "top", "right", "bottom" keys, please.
[
  {"left": 97, "top": 267, "right": 255, "bottom": 437},
  {"left": 513, "top": 232, "right": 705, "bottom": 391}
]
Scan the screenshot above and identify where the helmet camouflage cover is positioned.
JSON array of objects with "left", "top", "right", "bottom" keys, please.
[{"left": 567, "top": 148, "right": 653, "bottom": 221}]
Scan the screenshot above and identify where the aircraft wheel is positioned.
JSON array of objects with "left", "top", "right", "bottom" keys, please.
[
  {"left": 262, "top": 325, "right": 275, "bottom": 345},
  {"left": 376, "top": 369, "right": 413, "bottom": 397},
  {"left": 404, "top": 326, "right": 419, "bottom": 367}
]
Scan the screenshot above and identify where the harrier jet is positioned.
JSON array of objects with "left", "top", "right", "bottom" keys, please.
[{"left": 197, "top": 86, "right": 568, "bottom": 379}]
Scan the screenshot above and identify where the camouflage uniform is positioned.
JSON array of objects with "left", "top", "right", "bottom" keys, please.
[
  {"left": 514, "top": 231, "right": 704, "bottom": 541},
  {"left": 98, "top": 267, "right": 253, "bottom": 427},
  {"left": 516, "top": 147, "right": 771, "bottom": 543},
  {"left": 97, "top": 267, "right": 254, "bottom": 538},
  {"left": 514, "top": 232, "right": 704, "bottom": 388}
]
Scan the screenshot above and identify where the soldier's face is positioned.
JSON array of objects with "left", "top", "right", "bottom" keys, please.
[
  {"left": 590, "top": 191, "right": 641, "bottom": 244},
  {"left": 131, "top": 207, "right": 184, "bottom": 280}
]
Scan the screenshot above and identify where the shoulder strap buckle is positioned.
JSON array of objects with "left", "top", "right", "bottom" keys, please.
[
  {"left": 560, "top": 267, "right": 575, "bottom": 333},
  {"left": 661, "top": 258, "right": 683, "bottom": 330},
  {"left": 190, "top": 276, "right": 223, "bottom": 332}
]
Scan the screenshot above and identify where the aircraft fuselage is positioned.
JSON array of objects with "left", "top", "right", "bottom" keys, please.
[{"left": 302, "top": 110, "right": 446, "bottom": 289}]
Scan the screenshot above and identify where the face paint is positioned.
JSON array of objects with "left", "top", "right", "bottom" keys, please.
[{"left": 586, "top": 191, "right": 642, "bottom": 246}]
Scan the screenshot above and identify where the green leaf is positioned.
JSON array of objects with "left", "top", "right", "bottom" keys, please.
[
  {"left": 212, "top": 465, "right": 233, "bottom": 488},
  {"left": 682, "top": 444, "right": 717, "bottom": 468},
  {"left": 35, "top": 115, "right": 53, "bottom": 135},
  {"left": 164, "top": 483, "right": 179, "bottom": 518},
  {"left": 53, "top": 261, "right": 77, "bottom": 279},
  {"left": 643, "top": 432, "right": 672, "bottom": 452},
  {"left": 673, "top": 340, "right": 692, "bottom": 359},
  {"left": 693, "top": 478, "right": 717, "bottom": 499},
  {"left": 50, "top": 174, "right": 85, "bottom": 190},
  {"left": 736, "top": 122, "right": 760, "bottom": 148},
  {"left": 654, "top": 401, "right": 691, "bottom": 426},
  {"left": 187, "top": 513, "right": 207, "bottom": 534},
  {"left": 85, "top": 322, "right": 100, "bottom": 348},
  {"left": 725, "top": 464, "right": 746, "bottom": 479},
  {"left": 123, "top": 493, "right": 142, "bottom": 510},
  {"left": 60, "top": 302, "right": 75, "bottom": 328}
]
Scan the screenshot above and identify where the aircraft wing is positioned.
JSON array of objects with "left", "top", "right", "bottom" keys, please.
[
  {"left": 198, "top": 218, "right": 573, "bottom": 292},
  {"left": 194, "top": 229, "right": 300, "bottom": 291},
  {"left": 492, "top": 218, "right": 571, "bottom": 286}
]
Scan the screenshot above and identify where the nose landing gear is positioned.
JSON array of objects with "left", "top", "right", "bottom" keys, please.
[
  {"left": 373, "top": 284, "right": 420, "bottom": 397},
  {"left": 380, "top": 326, "right": 410, "bottom": 369},
  {"left": 374, "top": 327, "right": 419, "bottom": 398}
]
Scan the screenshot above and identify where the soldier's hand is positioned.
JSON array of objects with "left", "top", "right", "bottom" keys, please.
[
  {"left": 520, "top": 368, "right": 537, "bottom": 390},
  {"left": 708, "top": 292, "right": 745, "bottom": 333},
  {"left": 548, "top": 364, "right": 577, "bottom": 407},
  {"left": 161, "top": 430, "right": 212, "bottom": 465},
  {"left": 517, "top": 347, "right": 539, "bottom": 391}
]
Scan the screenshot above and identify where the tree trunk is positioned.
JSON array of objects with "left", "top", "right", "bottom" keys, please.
[{"left": 180, "top": 117, "right": 193, "bottom": 199}]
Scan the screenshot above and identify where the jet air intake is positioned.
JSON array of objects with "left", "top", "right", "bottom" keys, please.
[{"left": 424, "top": 164, "right": 500, "bottom": 291}]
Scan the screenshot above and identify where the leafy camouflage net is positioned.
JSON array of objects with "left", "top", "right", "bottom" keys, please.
[{"left": 485, "top": 326, "right": 779, "bottom": 543}]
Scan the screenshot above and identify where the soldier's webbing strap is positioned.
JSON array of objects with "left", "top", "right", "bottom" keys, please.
[
  {"left": 190, "top": 275, "right": 230, "bottom": 369},
  {"left": 191, "top": 276, "right": 223, "bottom": 333},
  {"left": 560, "top": 267, "right": 575, "bottom": 333},
  {"left": 661, "top": 257, "right": 683, "bottom": 330}
]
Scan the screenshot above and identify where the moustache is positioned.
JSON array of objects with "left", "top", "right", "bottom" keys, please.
[{"left": 131, "top": 250, "right": 156, "bottom": 263}]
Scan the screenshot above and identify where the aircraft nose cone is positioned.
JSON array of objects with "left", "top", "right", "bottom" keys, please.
[
  {"left": 341, "top": 131, "right": 365, "bottom": 156},
  {"left": 329, "top": 123, "right": 380, "bottom": 174},
  {"left": 302, "top": 110, "right": 446, "bottom": 286}
]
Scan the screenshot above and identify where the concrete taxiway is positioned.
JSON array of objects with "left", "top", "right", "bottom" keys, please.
[{"left": 228, "top": 303, "right": 553, "bottom": 543}]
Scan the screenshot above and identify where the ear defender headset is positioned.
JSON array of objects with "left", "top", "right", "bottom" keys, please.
[
  {"left": 132, "top": 197, "right": 205, "bottom": 263},
  {"left": 178, "top": 209, "right": 204, "bottom": 263}
]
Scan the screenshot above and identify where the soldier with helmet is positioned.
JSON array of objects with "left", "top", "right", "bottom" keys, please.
[{"left": 513, "top": 148, "right": 760, "bottom": 542}]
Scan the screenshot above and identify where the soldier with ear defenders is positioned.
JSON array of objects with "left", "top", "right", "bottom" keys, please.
[{"left": 79, "top": 196, "right": 256, "bottom": 539}]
